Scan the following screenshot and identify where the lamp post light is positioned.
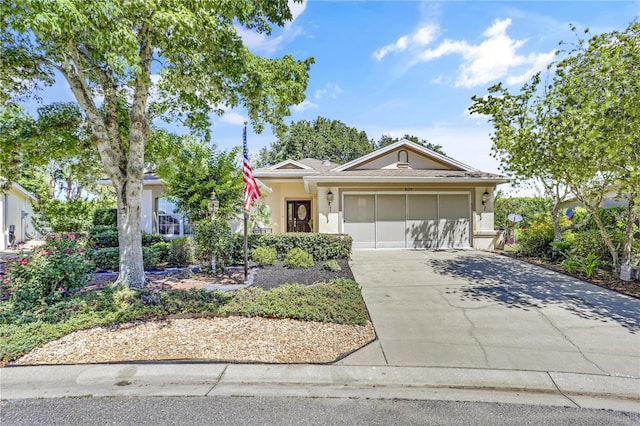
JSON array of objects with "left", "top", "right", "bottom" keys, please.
[
  {"left": 208, "top": 190, "right": 219, "bottom": 220},
  {"left": 207, "top": 189, "right": 219, "bottom": 273}
]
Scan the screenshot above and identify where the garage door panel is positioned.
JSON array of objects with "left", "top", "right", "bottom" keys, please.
[
  {"left": 377, "top": 195, "right": 405, "bottom": 248},
  {"left": 406, "top": 219, "right": 439, "bottom": 248},
  {"left": 344, "top": 195, "right": 376, "bottom": 248},
  {"left": 344, "top": 193, "right": 470, "bottom": 249}
]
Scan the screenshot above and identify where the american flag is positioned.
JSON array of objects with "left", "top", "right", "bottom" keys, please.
[{"left": 243, "top": 125, "right": 261, "bottom": 210}]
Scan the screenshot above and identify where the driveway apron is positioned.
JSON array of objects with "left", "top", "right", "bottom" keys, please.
[{"left": 341, "top": 250, "right": 640, "bottom": 378}]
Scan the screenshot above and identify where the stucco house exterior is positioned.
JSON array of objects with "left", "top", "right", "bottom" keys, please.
[
  {"left": 1, "top": 181, "right": 38, "bottom": 250},
  {"left": 253, "top": 140, "right": 507, "bottom": 250},
  {"left": 127, "top": 139, "right": 507, "bottom": 249}
]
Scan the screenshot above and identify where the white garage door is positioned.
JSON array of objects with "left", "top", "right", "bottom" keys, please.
[{"left": 344, "top": 193, "right": 470, "bottom": 249}]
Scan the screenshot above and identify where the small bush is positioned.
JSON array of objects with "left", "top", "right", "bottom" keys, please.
[
  {"left": 89, "top": 246, "right": 161, "bottom": 270},
  {"left": 88, "top": 225, "right": 117, "bottom": 235},
  {"left": 284, "top": 248, "right": 314, "bottom": 268},
  {"left": 226, "top": 233, "right": 352, "bottom": 264},
  {"left": 88, "top": 229, "right": 119, "bottom": 249},
  {"left": 251, "top": 246, "right": 277, "bottom": 266},
  {"left": 93, "top": 208, "right": 117, "bottom": 227},
  {"left": 570, "top": 229, "right": 622, "bottom": 271},
  {"left": 6, "top": 235, "right": 94, "bottom": 306},
  {"left": 169, "top": 237, "right": 195, "bottom": 267},
  {"left": 193, "top": 219, "right": 235, "bottom": 271},
  {"left": 322, "top": 259, "right": 341, "bottom": 272},
  {"left": 90, "top": 247, "right": 119, "bottom": 271},
  {"left": 517, "top": 216, "right": 554, "bottom": 258},
  {"left": 151, "top": 242, "right": 171, "bottom": 264},
  {"left": 142, "top": 232, "right": 164, "bottom": 247}
]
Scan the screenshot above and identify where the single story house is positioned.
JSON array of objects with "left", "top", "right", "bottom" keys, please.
[
  {"left": 1, "top": 181, "right": 38, "bottom": 250},
  {"left": 253, "top": 140, "right": 507, "bottom": 250},
  {"left": 115, "top": 139, "right": 507, "bottom": 250}
]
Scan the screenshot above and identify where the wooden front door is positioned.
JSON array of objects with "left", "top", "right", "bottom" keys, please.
[{"left": 287, "top": 200, "right": 312, "bottom": 232}]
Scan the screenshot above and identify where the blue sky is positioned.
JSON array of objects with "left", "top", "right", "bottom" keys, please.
[{"left": 26, "top": 1, "right": 639, "bottom": 195}]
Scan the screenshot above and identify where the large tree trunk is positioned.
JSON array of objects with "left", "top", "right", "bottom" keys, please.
[
  {"left": 114, "top": 177, "right": 145, "bottom": 289},
  {"left": 621, "top": 194, "right": 637, "bottom": 268}
]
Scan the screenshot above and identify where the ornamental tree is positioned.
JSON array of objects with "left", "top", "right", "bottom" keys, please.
[{"left": 1, "top": 1, "right": 313, "bottom": 288}]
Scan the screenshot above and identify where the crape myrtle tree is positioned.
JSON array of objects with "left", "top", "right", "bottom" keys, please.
[
  {"left": 551, "top": 23, "right": 639, "bottom": 272},
  {"left": 1, "top": 1, "right": 313, "bottom": 288},
  {"left": 470, "top": 22, "right": 639, "bottom": 274}
]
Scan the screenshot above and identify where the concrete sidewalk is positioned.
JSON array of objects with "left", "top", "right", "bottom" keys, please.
[
  {"left": 1, "top": 363, "right": 639, "bottom": 413},
  {"left": 1, "top": 249, "right": 638, "bottom": 413}
]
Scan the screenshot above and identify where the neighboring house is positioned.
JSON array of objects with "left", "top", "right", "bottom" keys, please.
[
  {"left": 116, "top": 140, "right": 508, "bottom": 249},
  {"left": 97, "top": 173, "right": 195, "bottom": 238},
  {"left": 0, "top": 181, "right": 37, "bottom": 250},
  {"left": 253, "top": 140, "right": 508, "bottom": 250},
  {"left": 560, "top": 189, "right": 632, "bottom": 210}
]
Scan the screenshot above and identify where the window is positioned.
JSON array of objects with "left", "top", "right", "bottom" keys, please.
[{"left": 157, "top": 198, "right": 193, "bottom": 236}]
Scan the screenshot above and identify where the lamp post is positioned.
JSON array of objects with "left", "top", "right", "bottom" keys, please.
[
  {"left": 481, "top": 190, "right": 490, "bottom": 211},
  {"left": 207, "top": 190, "right": 219, "bottom": 272}
]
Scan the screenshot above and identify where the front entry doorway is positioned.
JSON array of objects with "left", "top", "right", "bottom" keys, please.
[{"left": 287, "top": 200, "right": 312, "bottom": 232}]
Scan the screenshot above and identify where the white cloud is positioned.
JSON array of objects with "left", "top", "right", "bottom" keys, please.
[
  {"left": 377, "top": 18, "right": 555, "bottom": 88},
  {"left": 314, "top": 83, "right": 342, "bottom": 100},
  {"left": 237, "top": 0, "right": 307, "bottom": 55},
  {"left": 219, "top": 110, "right": 247, "bottom": 126},
  {"left": 421, "top": 19, "right": 555, "bottom": 88},
  {"left": 373, "top": 24, "right": 439, "bottom": 61},
  {"left": 292, "top": 99, "right": 318, "bottom": 112}
]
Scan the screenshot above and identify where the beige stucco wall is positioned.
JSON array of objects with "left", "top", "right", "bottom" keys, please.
[
  {"left": 259, "top": 180, "right": 314, "bottom": 233},
  {"left": 1, "top": 186, "right": 36, "bottom": 250}
]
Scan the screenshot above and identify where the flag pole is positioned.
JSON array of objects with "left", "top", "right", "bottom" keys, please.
[
  {"left": 242, "top": 121, "right": 260, "bottom": 283},
  {"left": 243, "top": 209, "right": 248, "bottom": 282}
]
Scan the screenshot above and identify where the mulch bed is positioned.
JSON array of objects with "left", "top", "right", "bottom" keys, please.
[{"left": 501, "top": 252, "right": 640, "bottom": 300}]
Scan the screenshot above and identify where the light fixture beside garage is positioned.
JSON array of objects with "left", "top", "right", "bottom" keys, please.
[
  {"left": 326, "top": 190, "right": 334, "bottom": 211},
  {"left": 481, "top": 190, "right": 490, "bottom": 210}
]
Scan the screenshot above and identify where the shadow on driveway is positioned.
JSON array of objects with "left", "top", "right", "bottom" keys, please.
[{"left": 428, "top": 254, "right": 640, "bottom": 333}]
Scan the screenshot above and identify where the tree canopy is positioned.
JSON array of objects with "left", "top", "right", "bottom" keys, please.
[
  {"left": 1, "top": 0, "right": 313, "bottom": 288},
  {"left": 255, "top": 116, "right": 373, "bottom": 166},
  {"left": 375, "top": 134, "right": 446, "bottom": 156}
]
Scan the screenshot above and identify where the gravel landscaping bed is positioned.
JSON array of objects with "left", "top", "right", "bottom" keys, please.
[{"left": 9, "top": 260, "right": 374, "bottom": 366}]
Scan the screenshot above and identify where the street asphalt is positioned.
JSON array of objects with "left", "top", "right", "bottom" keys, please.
[{"left": 1, "top": 249, "right": 639, "bottom": 414}]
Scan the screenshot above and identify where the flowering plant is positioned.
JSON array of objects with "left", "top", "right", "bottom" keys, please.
[{"left": 7, "top": 233, "right": 94, "bottom": 305}]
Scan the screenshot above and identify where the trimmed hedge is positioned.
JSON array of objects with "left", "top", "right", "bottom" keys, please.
[
  {"left": 89, "top": 247, "right": 161, "bottom": 271},
  {"left": 225, "top": 233, "right": 352, "bottom": 264}
]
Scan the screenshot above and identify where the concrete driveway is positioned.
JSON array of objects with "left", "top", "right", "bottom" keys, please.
[{"left": 340, "top": 250, "right": 640, "bottom": 378}]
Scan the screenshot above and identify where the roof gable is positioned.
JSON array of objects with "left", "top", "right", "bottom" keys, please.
[
  {"left": 331, "top": 139, "right": 477, "bottom": 172},
  {"left": 267, "top": 159, "right": 314, "bottom": 171}
]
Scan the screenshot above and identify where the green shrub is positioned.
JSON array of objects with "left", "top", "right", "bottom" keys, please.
[
  {"left": 322, "top": 259, "right": 342, "bottom": 272},
  {"left": 88, "top": 225, "right": 117, "bottom": 235},
  {"left": 142, "top": 232, "right": 164, "bottom": 247},
  {"left": 88, "top": 229, "right": 119, "bottom": 249},
  {"left": 169, "top": 237, "right": 195, "bottom": 267},
  {"left": 6, "top": 235, "right": 94, "bottom": 306},
  {"left": 584, "top": 206, "right": 628, "bottom": 232},
  {"left": 89, "top": 246, "right": 161, "bottom": 270},
  {"left": 34, "top": 199, "right": 94, "bottom": 233},
  {"left": 142, "top": 246, "right": 160, "bottom": 269},
  {"left": 251, "top": 246, "right": 277, "bottom": 266},
  {"left": 284, "top": 248, "right": 314, "bottom": 268},
  {"left": 90, "top": 247, "right": 119, "bottom": 271},
  {"left": 220, "top": 279, "right": 368, "bottom": 325},
  {"left": 226, "top": 233, "right": 352, "bottom": 264},
  {"left": 570, "top": 229, "right": 623, "bottom": 271},
  {"left": 517, "top": 216, "right": 554, "bottom": 258},
  {"left": 151, "top": 242, "right": 171, "bottom": 264},
  {"left": 193, "top": 218, "right": 236, "bottom": 271},
  {"left": 93, "top": 208, "right": 117, "bottom": 227}
]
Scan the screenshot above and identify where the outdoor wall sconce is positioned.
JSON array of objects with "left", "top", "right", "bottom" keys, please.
[
  {"left": 326, "top": 190, "right": 334, "bottom": 211},
  {"left": 481, "top": 190, "right": 490, "bottom": 210}
]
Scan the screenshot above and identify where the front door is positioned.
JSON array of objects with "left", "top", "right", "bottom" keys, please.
[{"left": 287, "top": 200, "right": 312, "bottom": 232}]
